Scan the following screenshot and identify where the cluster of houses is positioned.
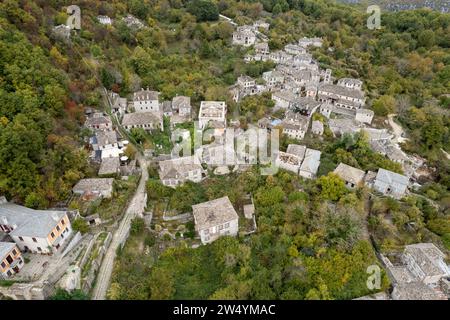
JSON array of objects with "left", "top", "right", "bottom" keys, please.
[
  {"left": 231, "top": 20, "right": 269, "bottom": 47},
  {"left": 275, "top": 144, "right": 322, "bottom": 179},
  {"left": 333, "top": 163, "right": 410, "bottom": 199},
  {"left": 0, "top": 197, "right": 73, "bottom": 279},
  {"left": 357, "top": 243, "right": 450, "bottom": 300}
]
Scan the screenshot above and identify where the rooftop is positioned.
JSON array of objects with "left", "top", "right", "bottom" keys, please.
[
  {"left": 0, "top": 201, "right": 66, "bottom": 238},
  {"left": 133, "top": 89, "right": 160, "bottom": 101},
  {"left": 192, "top": 196, "right": 239, "bottom": 231},
  {"left": 375, "top": 168, "right": 409, "bottom": 187},
  {"left": 98, "top": 157, "right": 120, "bottom": 176},
  {"left": 404, "top": 243, "right": 449, "bottom": 278},
  {"left": 286, "top": 144, "right": 307, "bottom": 159},
  {"left": 318, "top": 83, "right": 365, "bottom": 100},
  {"left": 333, "top": 163, "right": 365, "bottom": 185},
  {"left": 73, "top": 178, "right": 114, "bottom": 193},
  {"left": 300, "top": 148, "right": 321, "bottom": 174},
  {"left": 122, "top": 111, "right": 162, "bottom": 126}
]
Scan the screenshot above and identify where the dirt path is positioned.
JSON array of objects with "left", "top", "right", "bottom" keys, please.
[
  {"left": 388, "top": 114, "right": 408, "bottom": 144},
  {"left": 91, "top": 155, "right": 148, "bottom": 300}
]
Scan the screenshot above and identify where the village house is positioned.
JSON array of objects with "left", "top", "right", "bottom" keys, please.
[
  {"left": 85, "top": 112, "right": 112, "bottom": 131},
  {"left": 291, "top": 97, "right": 321, "bottom": 117},
  {"left": 272, "top": 90, "right": 297, "bottom": 109},
  {"left": 311, "top": 120, "right": 324, "bottom": 135},
  {"left": 328, "top": 118, "right": 363, "bottom": 136},
  {"left": 299, "top": 148, "right": 321, "bottom": 179},
  {"left": 98, "top": 157, "right": 121, "bottom": 176},
  {"left": 373, "top": 168, "right": 409, "bottom": 199},
  {"left": 121, "top": 111, "right": 163, "bottom": 131},
  {"left": 401, "top": 243, "right": 450, "bottom": 286},
  {"left": 318, "top": 83, "right": 366, "bottom": 110},
  {"left": 293, "top": 70, "right": 320, "bottom": 87},
  {"left": 0, "top": 242, "right": 24, "bottom": 279},
  {"left": 192, "top": 196, "right": 239, "bottom": 245},
  {"left": 159, "top": 156, "right": 204, "bottom": 187},
  {"left": 111, "top": 94, "right": 127, "bottom": 115},
  {"left": 122, "top": 14, "right": 144, "bottom": 29},
  {"left": 198, "top": 142, "right": 237, "bottom": 167},
  {"left": 280, "top": 119, "right": 308, "bottom": 140},
  {"left": 305, "top": 84, "right": 318, "bottom": 98},
  {"left": 269, "top": 50, "right": 293, "bottom": 65},
  {"left": 161, "top": 101, "right": 173, "bottom": 117},
  {"left": 275, "top": 144, "right": 306, "bottom": 174},
  {"left": 133, "top": 88, "right": 160, "bottom": 112},
  {"left": 198, "top": 101, "right": 227, "bottom": 129},
  {"left": 232, "top": 26, "right": 256, "bottom": 46},
  {"left": 333, "top": 163, "right": 366, "bottom": 189},
  {"left": 0, "top": 197, "right": 72, "bottom": 255},
  {"left": 254, "top": 42, "right": 269, "bottom": 55},
  {"left": 337, "top": 78, "right": 363, "bottom": 90},
  {"left": 72, "top": 178, "right": 114, "bottom": 199},
  {"left": 284, "top": 43, "right": 307, "bottom": 55},
  {"left": 263, "top": 70, "right": 285, "bottom": 87},
  {"left": 92, "top": 130, "right": 118, "bottom": 151},
  {"left": 355, "top": 109, "right": 375, "bottom": 124},
  {"left": 172, "top": 96, "right": 192, "bottom": 118},
  {"left": 253, "top": 20, "right": 270, "bottom": 30},
  {"left": 298, "top": 37, "right": 323, "bottom": 48},
  {"left": 97, "top": 15, "right": 112, "bottom": 25}
]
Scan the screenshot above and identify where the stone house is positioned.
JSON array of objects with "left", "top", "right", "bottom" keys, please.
[
  {"left": 0, "top": 197, "right": 72, "bottom": 255},
  {"left": 299, "top": 148, "right": 321, "bottom": 179},
  {"left": 72, "top": 178, "right": 114, "bottom": 198},
  {"left": 232, "top": 26, "right": 256, "bottom": 46},
  {"left": 311, "top": 120, "right": 324, "bottom": 135},
  {"left": 133, "top": 88, "right": 160, "bottom": 112},
  {"left": 158, "top": 156, "right": 204, "bottom": 187},
  {"left": 192, "top": 196, "right": 239, "bottom": 245},
  {"left": 373, "top": 168, "right": 409, "bottom": 199},
  {"left": 85, "top": 113, "right": 113, "bottom": 131},
  {"left": 355, "top": 109, "right": 375, "bottom": 124},
  {"left": 198, "top": 101, "right": 227, "bottom": 129},
  {"left": 121, "top": 111, "right": 163, "bottom": 132},
  {"left": 333, "top": 163, "right": 366, "bottom": 189}
]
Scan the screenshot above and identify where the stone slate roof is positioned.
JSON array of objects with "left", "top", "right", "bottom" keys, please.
[
  {"left": 122, "top": 112, "right": 162, "bottom": 127},
  {"left": 375, "top": 168, "right": 409, "bottom": 188},
  {"left": 192, "top": 196, "right": 238, "bottom": 231},
  {"left": 0, "top": 202, "right": 66, "bottom": 238},
  {"left": 85, "top": 113, "right": 112, "bottom": 127},
  {"left": 96, "top": 130, "right": 117, "bottom": 147},
  {"left": 0, "top": 242, "right": 16, "bottom": 259},
  {"left": 392, "top": 282, "right": 448, "bottom": 300},
  {"left": 98, "top": 157, "right": 120, "bottom": 175},
  {"left": 300, "top": 148, "right": 321, "bottom": 174},
  {"left": 172, "top": 96, "right": 190, "bottom": 110},
  {"left": 333, "top": 163, "right": 365, "bottom": 185},
  {"left": 286, "top": 144, "right": 306, "bottom": 159},
  {"left": 404, "top": 243, "right": 449, "bottom": 278},
  {"left": 133, "top": 89, "right": 159, "bottom": 101},
  {"left": 159, "top": 156, "right": 202, "bottom": 180},
  {"left": 318, "top": 83, "right": 365, "bottom": 99},
  {"left": 73, "top": 178, "right": 114, "bottom": 194}
]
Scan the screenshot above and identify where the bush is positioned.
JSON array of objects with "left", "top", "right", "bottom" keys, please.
[
  {"left": 187, "top": 0, "right": 219, "bottom": 22},
  {"left": 72, "top": 218, "right": 89, "bottom": 234},
  {"left": 130, "top": 218, "right": 145, "bottom": 235}
]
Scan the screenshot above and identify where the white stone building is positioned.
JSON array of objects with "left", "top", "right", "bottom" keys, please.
[
  {"left": 133, "top": 88, "right": 160, "bottom": 112},
  {"left": 192, "top": 196, "right": 239, "bottom": 244},
  {"left": 198, "top": 101, "right": 227, "bottom": 129},
  {"left": 373, "top": 168, "right": 409, "bottom": 199},
  {"left": 299, "top": 148, "right": 321, "bottom": 179},
  {"left": 159, "top": 156, "right": 204, "bottom": 187}
]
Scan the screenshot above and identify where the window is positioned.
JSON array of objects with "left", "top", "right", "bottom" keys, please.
[
  {"left": 204, "top": 229, "right": 209, "bottom": 235},
  {"left": 7, "top": 270, "right": 12, "bottom": 277},
  {"left": 61, "top": 219, "right": 65, "bottom": 225},
  {"left": 219, "top": 225, "right": 223, "bottom": 230},
  {"left": 18, "top": 236, "right": 24, "bottom": 242},
  {"left": 51, "top": 232, "right": 55, "bottom": 238},
  {"left": 224, "top": 223, "right": 230, "bottom": 228},
  {"left": 32, "top": 237, "right": 37, "bottom": 243},
  {"left": 1, "top": 262, "right": 5, "bottom": 268},
  {"left": 37, "top": 247, "right": 42, "bottom": 252},
  {"left": 56, "top": 225, "right": 60, "bottom": 232},
  {"left": 12, "top": 249, "right": 17, "bottom": 256}
]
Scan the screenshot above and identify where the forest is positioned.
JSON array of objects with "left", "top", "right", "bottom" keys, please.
[{"left": 0, "top": 0, "right": 448, "bottom": 299}]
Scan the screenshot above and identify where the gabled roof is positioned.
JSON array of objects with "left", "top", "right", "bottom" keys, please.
[
  {"left": 122, "top": 112, "right": 162, "bottom": 126},
  {"left": 0, "top": 202, "right": 66, "bottom": 238},
  {"left": 172, "top": 96, "right": 191, "bottom": 110},
  {"left": 286, "top": 144, "right": 306, "bottom": 159},
  {"left": 98, "top": 157, "right": 120, "bottom": 175},
  {"left": 404, "top": 243, "right": 449, "bottom": 278},
  {"left": 333, "top": 163, "right": 365, "bottom": 185},
  {"left": 300, "top": 148, "right": 321, "bottom": 174},
  {"left": 96, "top": 130, "right": 118, "bottom": 147},
  {"left": 192, "top": 196, "right": 238, "bottom": 231},
  {"left": 375, "top": 168, "right": 409, "bottom": 187},
  {"left": 133, "top": 89, "right": 160, "bottom": 101},
  {"left": 73, "top": 178, "right": 114, "bottom": 193}
]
